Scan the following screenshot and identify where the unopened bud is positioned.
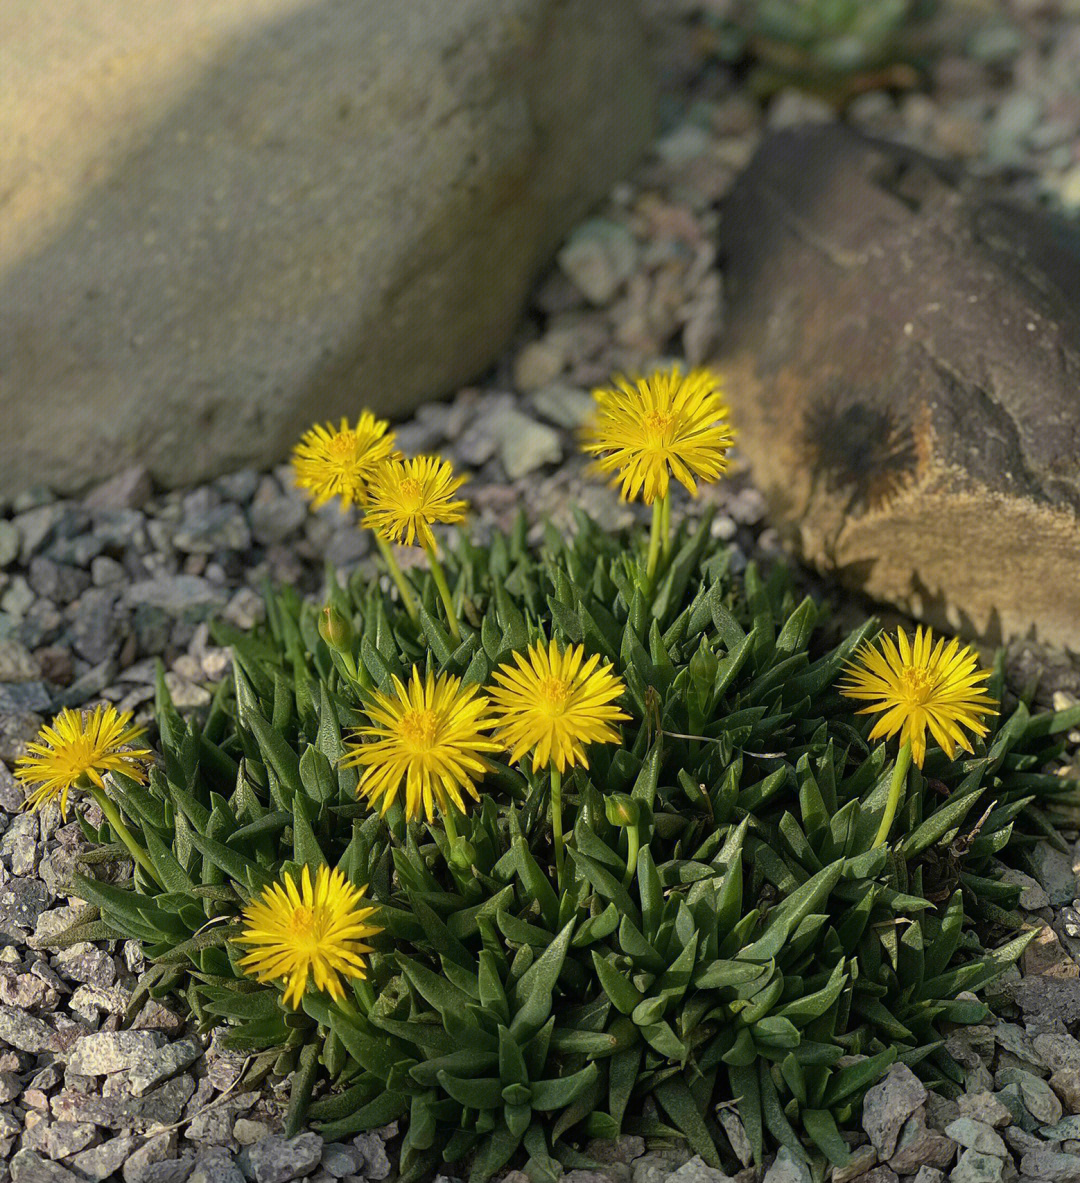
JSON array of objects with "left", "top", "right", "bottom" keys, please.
[
  {"left": 605, "top": 793, "right": 639, "bottom": 828},
  {"left": 319, "top": 604, "right": 355, "bottom": 652}
]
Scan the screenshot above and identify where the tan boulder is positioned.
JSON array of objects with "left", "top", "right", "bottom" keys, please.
[{"left": 0, "top": 0, "right": 655, "bottom": 495}]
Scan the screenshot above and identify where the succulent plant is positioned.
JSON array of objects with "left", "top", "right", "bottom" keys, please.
[{"left": 53, "top": 508, "right": 1079, "bottom": 1178}]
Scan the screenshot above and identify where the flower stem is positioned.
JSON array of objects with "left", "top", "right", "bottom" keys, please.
[
  {"left": 622, "top": 824, "right": 640, "bottom": 888},
  {"left": 873, "top": 740, "right": 913, "bottom": 850},
  {"left": 442, "top": 805, "right": 460, "bottom": 845},
  {"left": 87, "top": 785, "right": 163, "bottom": 889},
  {"left": 646, "top": 499, "right": 663, "bottom": 582},
  {"left": 373, "top": 534, "right": 418, "bottom": 622},
  {"left": 423, "top": 539, "right": 461, "bottom": 642},
  {"left": 659, "top": 492, "right": 672, "bottom": 559},
  {"left": 550, "top": 766, "right": 565, "bottom": 891}
]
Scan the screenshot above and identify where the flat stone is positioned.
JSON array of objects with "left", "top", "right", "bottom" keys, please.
[
  {"left": 245, "top": 1134, "right": 324, "bottom": 1183},
  {"left": 667, "top": 1156, "right": 734, "bottom": 1183},
  {"left": 70, "top": 1134, "right": 141, "bottom": 1181},
  {"left": 51, "top": 1073, "right": 195, "bottom": 1130},
  {"left": 558, "top": 218, "right": 639, "bottom": 304},
  {"left": 189, "top": 1154, "right": 245, "bottom": 1183},
  {"left": 67, "top": 1029, "right": 168, "bottom": 1076},
  {"left": 319, "top": 1145, "right": 361, "bottom": 1179},
  {"left": 9, "top": 1150, "right": 81, "bottom": 1183},
  {"left": 0, "top": 638, "right": 41, "bottom": 682},
  {"left": 0, "top": 1002, "right": 60, "bottom": 1053},
  {"left": 122, "top": 1133, "right": 183, "bottom": 1183},
  {"left": 1046, "top": 1120, "right": 1080, "bottom": 1147},
  {"left": 492, "top": 407, "right": 563, "bottom": 480},
  {"left": 85, "top": 467, "right": 154, "bottom": 511},
  {"left": 129, "top": 1034, "right": 203, "bottom": 1096},
  {"left": 529, "top": 382, "right": 594, "bottom": 429},
  {"left": 1022, "top": 923, "right": 1080, "bottom": 981},
  {"left": 22, "top": 1120, "right": 97, "bottom": 1160},
  {"left": 1018, "top": 977, "right": 1080, "bottom": 1026},
  {"left": 761, "top": 1147, "right": 811, "bottom": 1183},
  {"left": 945, "top": 1119, "right": 1008, "bottom": 1157},
  {"left": 949, "top": 1149, "right": 1005, "bottom": 1183},
  {"left": 1032, "top": 842, "right": 1079, "bottom": 906},
  {"left": 124, "top": 576, "right": 226, "bottom": 616},
  {"left": 958, "top": 1092, "right": 1012, "bottom": 1129},
  {"left": 863, "top": 1063, "right": 929, "bottom": 1159},
  {"left": 716, "top": 1110, "right": 752, "bottom": 1169},
  {"left": 911, "top": 1170, "right": 945, "bottom": 1183},
  {"left": 889, "top": 1112, "right": 956, "bottom": 1174},
  {"left": 999, "top": 867, "right": 1052, "bottom": 910},
  {"left": 351, "top": 1130, "right": 391, "bottom": 1179},
  {"left": 999, "top": 1067, "right": 1063, "bottom": 1125},
  {"left": 1053, "top": 1069, "right": 1080, "bottom": 1114},
  {"left": 718, "top": 124, "right": 1080, "bottom": 649},
  {"left": 1038, "top": 1035, "right": 1080, "bottom": 1075},
  {"left": 832, "top": 1146, "right": 878, "bottom": 1183},
  {"left": 0, "top": 681, "right": 51, "bottom": 713},
  {"left": 1019, "top": 1148, "right": 1080, "bottom": 1182}
]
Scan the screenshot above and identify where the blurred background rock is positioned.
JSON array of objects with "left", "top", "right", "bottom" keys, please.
[{"left": 0, "top": 0, "right": 656, "bottom": 496}]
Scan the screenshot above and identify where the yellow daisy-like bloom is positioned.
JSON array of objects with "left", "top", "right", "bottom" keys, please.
[
  {"left": 839, "top": 626, "right": 998, "bottom": 768},
  {"left": 488, "top": 640, "right": 631, "bottom": 773},
  {"left": 15, "top": 705, "right": 151, "bottom": 819},
  {"left": 582, "top": 367, "right": 735, "bottom": 505},
  {"left": 235, "top": 864, "right": 381, "bottom": 1009},
  {"left": 342, "top": 667, "right": 500, "bottom": 823},
  {"left": 363, "top": 456, "right": 468, "bottom": 550},
  {"left": 291, "top": 413, "right": 397, "bottom": 509}
]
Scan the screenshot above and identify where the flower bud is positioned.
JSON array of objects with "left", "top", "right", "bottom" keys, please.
[
  {"left": 318, "top": 604, "right": 355, "bottom": 653},
  {"left": 604, "top": 793, "right": 639, "bottom": 828}
]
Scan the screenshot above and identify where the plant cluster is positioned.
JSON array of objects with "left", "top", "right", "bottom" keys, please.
[
  {"left": 712, "top": 0, "right": 943, "bottom": 101},
  {"left": 17, "top": 369, "right": 1080, "bottom": 1182}
]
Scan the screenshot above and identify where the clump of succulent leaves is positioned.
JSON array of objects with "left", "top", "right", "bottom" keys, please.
[
  {"left": 60, "top": 510, "right": 1080, "bottom": 1181},
  {"left": 712, "top": 0, "right": 944, "bottom": 101}
]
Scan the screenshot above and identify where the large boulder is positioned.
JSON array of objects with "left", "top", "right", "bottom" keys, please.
[
  {"left": 718, "top": 124, "right": 1080, "bottom": 651},
  {"left": 0, "top": 0, "right": 655, "bottom": 496}
]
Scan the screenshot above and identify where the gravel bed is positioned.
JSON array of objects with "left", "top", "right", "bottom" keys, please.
[{"left": 4, "top": 3, "right": 1080, "bottom": 1182}]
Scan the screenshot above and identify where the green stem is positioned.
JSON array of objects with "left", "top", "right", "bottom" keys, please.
[
  {"left": 442, "top": 805, "right": 460, "bottom": 846},
  {"left": 873, "top": 740, "right": 912, "bottom": 850},
  {"left": 87, "top": 785, "right": 163, "bottom": 889},
  {"left": 646, "top": 499, "right": 663, "bottom": 582},
  {"left": 550, "top": 766, "right": 565, "bottom": 891},
  {"left": 622, "top": 824, "right": 640, "bottom": 888},
  {"left": 423, "top": 538, "right": 461, "bottom": 641},
  {"left": 373, "top": 534, "right": 418, "bottom": 622},
  {"left": 659, "top": 492, "right": 672, "bottom": 559}
]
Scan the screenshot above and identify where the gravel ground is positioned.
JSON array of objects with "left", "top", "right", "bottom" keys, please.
[{"left": 4, "top": 4, "right": 1080, "bottom": 1182}]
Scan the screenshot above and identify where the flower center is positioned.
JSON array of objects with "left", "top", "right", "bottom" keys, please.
[
  {"left": 327, "top": 432, "right": 358, "bottom": 463},
  {"left": 643, "top": 409, "right": 674, "bottom": 443},
  {"left": 537, "top": 676, "right": 573, "bottom": 716},
  {"left": 399, "top": 708, "right": 439, "bottom": 750},
  {"left": 899, "top": 667, "right": 935, "bottom": 704},
  {"left": 289, "top": 905, "right": 316, "bottom": 940},
  {"left": 398, "top": 476, "right": 425, "bottom": 512}
]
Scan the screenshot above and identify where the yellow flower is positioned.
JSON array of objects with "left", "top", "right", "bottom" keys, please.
[
  {"left": 363, "top": 456, "right": 468, "bottom": 550},
  {"left": 342, "top": 667, "right": 500, "bottom": 823},
  {"left": 15, "top": 706, "right": 151, "bottom": 819},
  {"left": 235, "top": 865, "right": 381, "bottom": 1009},
  {"left": 291, "top": 414, "right": 397, "bottom": 510},
  {"left": 488, "top": 640, "right": 630, "bottom": 773},
  {"left": 839, "top": 626, "right": 998, "bottom": 768},
  {"left": 582, "top": 367, "right": 735, "bottom": 505}
]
